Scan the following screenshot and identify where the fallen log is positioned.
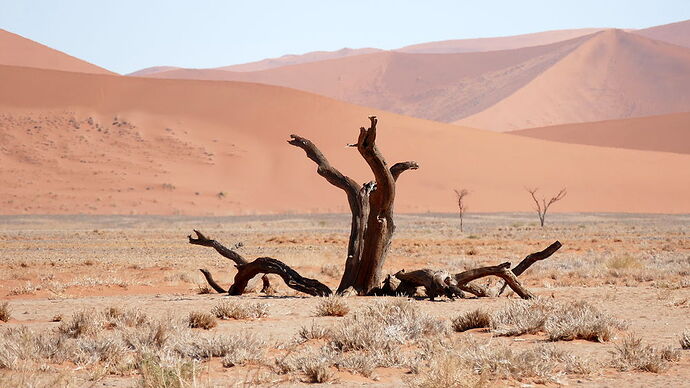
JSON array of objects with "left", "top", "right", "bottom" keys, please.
[
  {"left": 189, "top": 230, "right": 328, "bottom": 296},
  {"left": 394, "top": 269, "right": 464, "bottom": 300}
]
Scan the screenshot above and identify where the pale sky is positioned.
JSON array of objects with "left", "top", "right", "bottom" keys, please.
[{"left": 1, "top": 0, "right": 689, "bottom": 74}]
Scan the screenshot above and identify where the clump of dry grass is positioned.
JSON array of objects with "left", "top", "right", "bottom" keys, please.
[
  {"left": 544, "top": 300, "right": 627, "bottom": 342},
  {"left": 211, "top": 300, "right": 269, "bottom": 320},
  {"left": 296, "top": 322, "right": 331, "bottom": 343},
  {"left": 58, "top": 310, "right": 101, "bottom": 338},
  {"left": 451, "top": 310, "right": 490, "bottom": 332},
  {"left": 0, "top": 302, "right": 11, "bottom": 322},
  {"left": 611, "top": 334, "right": 681, "bottom": 373},
  {"left": 489, "top": 298, "right": 626, "bottom": 342},
  {"left": 607, "top": 254, "right": 642, "bottom": 270},
  {"left": 196, "top": 284, "right": 212, "bottom": 294},
  {"left": 329, "top": 298, "right": 446, "bottom": 352},
  {"left": 680, "top": 330, "right": 690, "bottom": 349},
  {"left": 187, "top": 312, "right": 216, "bottom": 330},
  {"left": 138, "top": 354, "right": 197, "bottom": 388},
  {"left": 410, "top": 339, "right": 597, "bottom": 387},
  {"left": 314, "top": 296, "right": 350, "bottom": 317}
]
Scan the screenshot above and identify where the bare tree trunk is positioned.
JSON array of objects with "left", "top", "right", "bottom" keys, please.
[
  {"left": 497, "top": 240, "right": 562, "bottom": 295},
  {"left": 289, "top": 116, "right": 418, "bottom": 295}
]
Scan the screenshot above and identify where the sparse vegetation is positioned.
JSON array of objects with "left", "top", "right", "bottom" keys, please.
[
  {"left": 211, "top": 300, "right": 269, "bottom": 320},
  {"left": 680, "top": 330, "right": 690, "bottom": 349},
  {"left": 187, "top": 312, "right": 217, "bottom": 330},
  {"left": 611, "top": 334, "right": 681, "bottom": 373},
  {"left": 451, "top": 309, "right": 491, "bottom": 332},
  {"left": 314, "top": 296, "right": 350, "bottom": 317},
  {"left": 0, "top": 302, "right": 10, "bottom": 322}
]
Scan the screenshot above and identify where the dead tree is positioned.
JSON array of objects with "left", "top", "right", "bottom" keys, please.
[
  {"left": 189, "top": 230, "right": 331, "bottom": 296},
  {"left": 289, "top": 116, "right": 418, "bottom": 294},
  {"left": 378, "top": 241, "right": 561, "bottom": 300},
  {"left": 454, "top": 188, "right": 469, "bottom": 232},
  {"left": 527, "top": 187, "right": 567, "bottom": 227}
]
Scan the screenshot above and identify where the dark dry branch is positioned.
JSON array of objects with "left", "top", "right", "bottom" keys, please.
[
  {"left": 228, "top": 257, "right": 332, "bottom": 297},
  {"left": 497, "top": 240, "right": 562, "bottom": 296}
]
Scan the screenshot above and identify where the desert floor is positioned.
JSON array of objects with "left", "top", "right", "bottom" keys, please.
[{"left": 0, "top": 212, "right": 688, "bottom": 387}]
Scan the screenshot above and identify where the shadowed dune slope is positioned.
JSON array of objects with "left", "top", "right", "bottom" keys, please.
[
  {"left": 1, "top": 64, "right": 689, "bottom": 215},
  {"left": 511, "top": 112, "right": 690, "bottom": 155},
  {"left": 142, "top": 35, "right": 592, "bottom": 123},
  {"left": 457, "top": 30, "right": 690, "bottom": 131},
  {"left": 397, "top": 28, "right": 603, "bottom": 53},
  {"left": 635, "top": 19, "right": 690, "bottom": 49},
  {"left": 0, "top": 29, "right": 114, "bottom": 75}
]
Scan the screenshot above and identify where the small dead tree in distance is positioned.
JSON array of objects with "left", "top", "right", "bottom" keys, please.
[
  {"left": 527, "top": 187, "right": 567, "bottom": 227},
  {"left": 454, "top": 188, "right": 469, "bottom": 232}
]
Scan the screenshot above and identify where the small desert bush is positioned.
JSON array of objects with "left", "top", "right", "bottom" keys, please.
[
  {"left": 411, "top": 340, "right": 595, "bottom": 387},
  {"left": 451, "top": 310, "right": 490, "bottom": 332},
  {"left": 187, "top": 312, "right": 216, "bottom": 330},
  {"left": 607, "top": 254, "right": 642, "bottom": 271},
  {"left": 544, "top": 300, "right": 627, "bottom": 342},
  {"left": 303, "top": 357, "right": 335, "bottom": 383},
  {"left": 0, "top": 302, "right": 11, "bottom": 322},
  {"left": 296, "top": 322, "right": 331, "bottom": 343},
  {"left": 138, "top": 354, "right": 197, "bottom": 388},
  {"left": 58, "top": 310, "right": 101, "bottom": 338},
  {"left": 211, "top": 300, "right": 269, "bottom": 320},
  {"left": 611, "top": 334, "right": 680, "bottom": 373},
  {"left": 680, "top": 329, "right": 690, "bottom": 349},
  {"left": 314, "top": 296, "right": 350, "bottom": 317},
  {"left": 329, "top": 299, "right": 446, "bottom": 352},
  {"left": 489, "top": 298, "right": 625, "bottom": 341}
]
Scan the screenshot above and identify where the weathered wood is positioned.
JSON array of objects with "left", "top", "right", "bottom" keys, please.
[
  {"left": 289, "top": 116, "right": 417, "bottom": 295},
  {"left": 394, "top": 269, "right": 464, "bottom": 300},
  {"left": 229, "top": 257, "right": 332, "bottom": 297},
  {"left": 455, "top": 262, "right": 534, "bottom": 299},
  {"left": 497, "top": 240, "right": 562, "bottom": 296},
  {"left": 199, "top": 268, "right": 227, "bottom": 293},
  {"left": 189, "top": 230, "right": 271, "bottom": 294}
]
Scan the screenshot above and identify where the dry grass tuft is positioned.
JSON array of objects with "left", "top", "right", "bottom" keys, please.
[
  {"left": 138, "top": 354, "right": 197, "bottom": 388},
  {"left": 544, "top": 300, "right": 627, "bottom": 342},
  {"left": 58, "top": 310, "right": 101, "bottom": 338},
  {"left": 607, "top": 254, "right": 643, "bottom": 270},
  {"left": 302, "top": 357, "right": 335, "bottom": 383},
  {"left": 451, "top": 310, "right": 490, "bottom": 332},
  {"left": 611, "top": 334, "right": 681, "bottom": 373},
  {"left": 196, "top": 284, "right": 212, "bottom": 294},
  {"left": 329, "top": 298, "right": 446, "bottom": 352},
  {"left": 680, "top": 329, "right": 690, "bottom": 350},
  {"left": 211, "top": 300, "right": 269, "bottom": 320},
  {"left": 314, "top": 296, "right": 350, "bottom": 317},
  {"left": 296, "top": 323, "right": 331, "bottom": 343},
  {"left": 489, "top": 298, "right": 625, "bottom": 342},
  {"left": 0, "top": 302, "right": 11, "bottom": 322},
  {"left": 187, "top": 312, "right": 217, "bottom": 330}
]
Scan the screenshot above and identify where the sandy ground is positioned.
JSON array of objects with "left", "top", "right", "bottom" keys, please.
[{"left": 0, "top": 212, "right": 689, "bottom": 387}]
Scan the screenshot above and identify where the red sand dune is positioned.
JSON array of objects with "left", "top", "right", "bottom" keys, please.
[
  {"left": 1, "top": 64, "right": 689, "bottom": 215},
  {"left": 635, "top": 19, "right": 690, "bottom": 50},
  {"left": 397, "top": 28, "right": 603, "bottom": 53},
  {"left": 216, "top": 47, "right": 383, "bottom": 72},
  {"left": 140, "top": 30, "right": 690, "bottom": 130},
  {"left": 0, "top": 29, "right": 114, "bottom": 75},
  {"left": 510, "top": 112, "right": 690, "bottom": 154},
  {"left": 457, "top": 30, "right": 690, "bottom": 130},
  {"left": 144, "top": 35, "right": 591, "bottom": 123}
]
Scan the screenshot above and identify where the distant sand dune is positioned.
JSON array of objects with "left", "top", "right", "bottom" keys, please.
[{"left": 1, "top": 64, "right": 689, "bottom": 215}]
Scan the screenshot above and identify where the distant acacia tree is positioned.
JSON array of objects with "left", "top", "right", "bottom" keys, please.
[
  {"left": 454, "top": 189, "right": 469, "bottom": 232},
  {"left": 526, "top": 187, "right": 567, "bottom": 227}
]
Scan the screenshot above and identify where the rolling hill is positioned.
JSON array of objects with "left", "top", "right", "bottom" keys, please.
[
  {"left": 510, "top": 112, "right": 690, "bottom": 155},
  {"left": 1, "top": 64, "right": 689, "bottom": 215},
  {"left": 0, "top": 29, "right": 114, "bottom": 75}
]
